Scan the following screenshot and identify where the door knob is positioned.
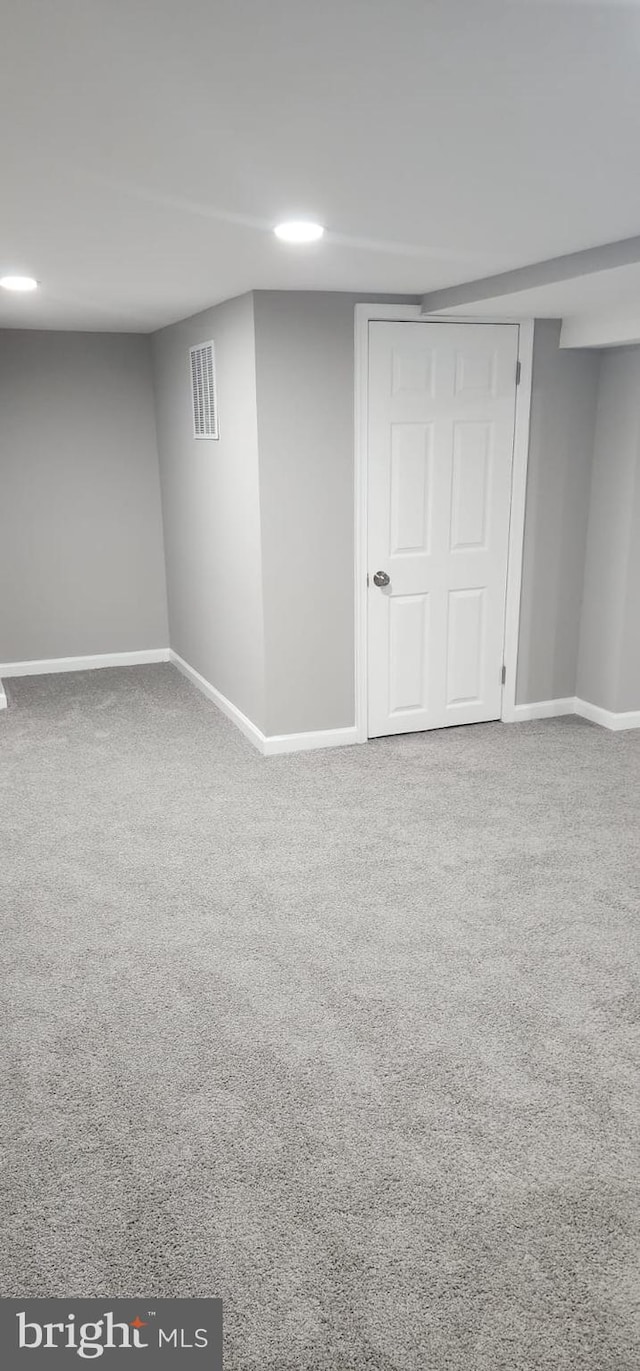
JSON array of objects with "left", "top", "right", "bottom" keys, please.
[{"left": 373, "top": 570, "right": 390, "bottom": 587}]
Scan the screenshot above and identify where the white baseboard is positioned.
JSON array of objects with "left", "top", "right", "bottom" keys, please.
[
  {"left": 169, "top": 651, "right": 361, "bottom": 756},
  {"left": 263, "top": 726, "right": 360, "bottom": 756},
  {"left": 574, "top": 698, "right": 640, "bottom": 732},
  {"left": 510, "top": 695, "right": 640, "bottom": 731},
  {"left": 169, "top": 651, "right": 266, "bottom": 753},
  {"left": 0, "top": 648, "right": 170, "bottom": 678},
  {"left": 4, "top": 648, "right": 637, "bottom": 743},
  {"left": 509, "top": 697, "right": 576, "bottom": 722}
]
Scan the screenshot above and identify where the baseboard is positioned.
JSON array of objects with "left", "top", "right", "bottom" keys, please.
[
  {"left": 263, "top": 726, "right": 360, "bottom": 756},
  {"left": 509, "top": 697, "right": 576, "bottom": 722},
  {"left": 0, "top": 648, "right": 170, "bottom": 678},
  {"left": 169, "top": 651, "right": 361, "bottom": 755},
  {"left": 169, "top": 651, "right": 266, "bottom": 753},
  {"left": 5, "top": 648, "right": 636, "bottom": 742},
  {"left": 509, "top": 695, "right": 640, "bottom": 731},
  {"left": 574, "top": 698, "right": 640, "bottom": 732}
]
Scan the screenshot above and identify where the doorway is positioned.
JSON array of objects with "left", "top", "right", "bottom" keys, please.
[{"left": 355, "top": 310, "right": 533, "bottom": 740}]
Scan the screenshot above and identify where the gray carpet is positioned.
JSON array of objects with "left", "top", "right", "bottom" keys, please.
[{"left": 1, "top": 666, "right": 639, "bottom": 1369}]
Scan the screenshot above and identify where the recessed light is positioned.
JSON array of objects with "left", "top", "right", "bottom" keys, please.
[
  {"left": 274, "top": 221, "right": 324, "bottom": 244},
  {"left": 0, "top": 275, "right": 38, "bottom": 292}
]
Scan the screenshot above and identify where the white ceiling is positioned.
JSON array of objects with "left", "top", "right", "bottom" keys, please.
[{"left": 2, "top": 0, "right": 640, "bottom": 332}]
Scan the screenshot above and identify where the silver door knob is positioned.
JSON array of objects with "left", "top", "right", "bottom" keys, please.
[{"left": 373, "top": 570, "right": 390, "bottom": 587}]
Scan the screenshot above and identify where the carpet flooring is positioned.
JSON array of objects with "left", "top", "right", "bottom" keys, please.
[{"left": 1, "top": 665, "right": 639, "bottom": 1369}]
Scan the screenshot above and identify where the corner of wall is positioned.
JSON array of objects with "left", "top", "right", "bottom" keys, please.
[
  {"left": 247, "top": 289, "right": 268, "bottom": 738},
  {"left": 145, "top": 333, "right": 171, "bottom": 650},
  {"left": 515, "top": 319, "right": 601, "bottom": 708},
  {"left": 575, "top": 345, "right": 640, "bottom": 715},
  {"left": 149, "top": 290, "right": 267, "bottom": 736}
]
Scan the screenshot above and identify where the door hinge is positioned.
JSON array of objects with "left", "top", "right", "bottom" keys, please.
[
  {"left": 515, "top": 360, "right": 521, "bottom": 386},
  {"left": 366, "top": 572, "right": 370, "bottom": 587},
  {"left": 501, "top": 664, "right": 507, "bottom": 685}
]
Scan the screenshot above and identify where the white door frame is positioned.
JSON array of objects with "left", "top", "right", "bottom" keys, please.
[{"left": 354, "top": 304, "right": 535, "bottom": 742}]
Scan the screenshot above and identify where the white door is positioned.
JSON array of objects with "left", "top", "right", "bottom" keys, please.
[{"left": 367, "top": 320, "right": 519, "bottom": 738}]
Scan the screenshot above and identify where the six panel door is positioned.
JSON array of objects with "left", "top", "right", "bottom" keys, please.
[{"left": 367, "top": 320, "right": 519, "bottom": 737}]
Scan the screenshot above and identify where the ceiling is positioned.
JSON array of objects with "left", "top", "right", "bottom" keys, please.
[{"left": 2, "top": 0, "right": 640, "bottom": 333}]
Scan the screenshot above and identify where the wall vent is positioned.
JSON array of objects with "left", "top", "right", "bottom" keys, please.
[{"left": 189, "top": 341, "right": 219, "bottom": 439}]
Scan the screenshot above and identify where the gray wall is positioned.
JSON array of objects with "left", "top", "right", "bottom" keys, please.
[
  {"left": 253, "top": 292, "right": 357, "bottom": 735},
  {"left": 253, "top": 291, "right": 417, "bottom": 736},
  {"left": 619, "top": 440, "right": 640, "bottom": 712},
  {"left": 254, "top": 302, "right": 601, "bottom": 728},
  {"left": 152, "top": 293, "right": 266, "bottom": 730},
  {"left": 516, "top": 320, "right": 600, "bottom": 704},
  {"left": 0, "top": 307, "right": 609, "bottom": 730},
  {"left": 2, "top": 304, "right": 629, "bottom": 728},
  {"left": 0, "top": 330, "right": 168, "bottom": 664},
  {"left": 577, "top": 346, "right": 640, "bottom": 713}
]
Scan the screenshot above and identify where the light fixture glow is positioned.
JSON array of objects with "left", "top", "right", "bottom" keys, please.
[
  {"left": 0, "top": 275, "right": 38, "bottom": 292},
  {"left": 274, "top": 221, "right": 324, "bottom": 244}
]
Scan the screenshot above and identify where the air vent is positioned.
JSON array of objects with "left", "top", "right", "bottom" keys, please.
[{"left": 189, "top": 341, "right": 219, "bottom": 439}]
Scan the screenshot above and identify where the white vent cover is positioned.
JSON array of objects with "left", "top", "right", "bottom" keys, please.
[{"left": 189, "top": 341, "right": 219, "bottom": 439}]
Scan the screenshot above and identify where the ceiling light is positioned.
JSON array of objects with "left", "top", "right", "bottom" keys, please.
[
  {"left": 0, "top": 275, "right": 38, "bottom": 292},
  {"left": 274, "top": 221, "right": 324, "bottom": 244}
]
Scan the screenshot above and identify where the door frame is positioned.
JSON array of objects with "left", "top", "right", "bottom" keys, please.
[{"left": 354, "top": 304, "right": 535, "bottom": 742}]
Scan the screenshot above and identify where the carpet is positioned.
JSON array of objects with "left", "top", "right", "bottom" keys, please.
[{"left": 1, "top": 665, "right": 639, "bottom": 1369}]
